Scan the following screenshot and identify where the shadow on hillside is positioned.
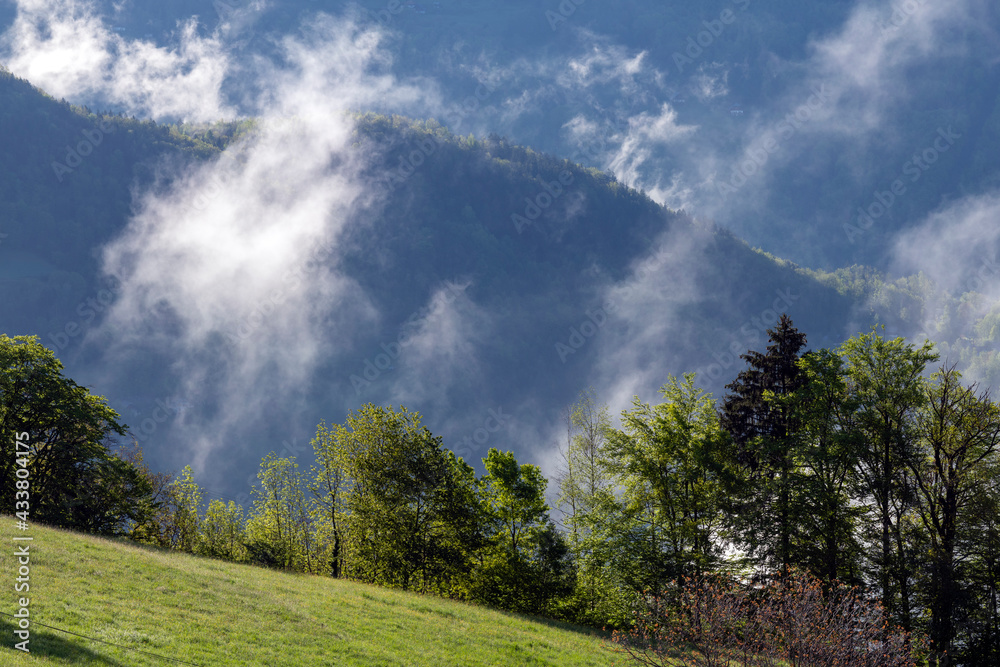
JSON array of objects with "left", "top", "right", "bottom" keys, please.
[
  {"left": 0, "top": 616, "right": 127, "bottom": 665},
  {"left": 492, "top": 609, "right": 614, "bottom": 640}
]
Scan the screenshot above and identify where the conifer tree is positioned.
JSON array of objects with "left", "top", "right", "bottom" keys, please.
[{"left": 720, "top": 314, "right": 807, "bottom": 575}]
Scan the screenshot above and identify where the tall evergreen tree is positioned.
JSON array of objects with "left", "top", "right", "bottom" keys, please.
[{"left": 720, "top": 314, "right": 807, "bottom": 575}]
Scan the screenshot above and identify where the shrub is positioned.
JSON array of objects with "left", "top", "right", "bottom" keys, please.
[{"left": 609, "top": 570, "right": 925, "bottom": 667}]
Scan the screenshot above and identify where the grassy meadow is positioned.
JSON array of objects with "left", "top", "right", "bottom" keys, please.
[{"left": 0, "top": 520, "right": 618, "bottom": 666}]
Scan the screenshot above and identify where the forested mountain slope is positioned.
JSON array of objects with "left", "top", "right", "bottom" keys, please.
[
  {"left": 38, "top": 0, "right": 1000, "bottom": 269},
  {"left": 0, "top": 65, "right": 985, "bottom": 495}
]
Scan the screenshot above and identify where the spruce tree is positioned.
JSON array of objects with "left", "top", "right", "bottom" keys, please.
[{"left": 720, "top": 314, "right": 807, "bottom": 575}]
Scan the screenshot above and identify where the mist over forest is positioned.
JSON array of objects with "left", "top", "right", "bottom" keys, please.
[
  {"left": 0, "top": 0, "right": 998, "bottom": 533},
  {"left": 6, "top": 1, "right": 1000, "bottom": 665}
]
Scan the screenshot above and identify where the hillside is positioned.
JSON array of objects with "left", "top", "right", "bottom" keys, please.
[
  {"left": 0, "top": 67, "right": 223, "bottom": 337},
  {"left": 8, "top": 60, "right": 1000, "bottom": 498},
  {"left": 18, "top": 0, "right": 1000, "bottom": 269},
  {"left": 0, "top": 65, "right": 876, "bottom": 490},
  {"left": 0, "top": 520, "right": 614, "bottom": 666},
  {"left": 6, "top": 63, "right": 1000, "bottom": 503}
]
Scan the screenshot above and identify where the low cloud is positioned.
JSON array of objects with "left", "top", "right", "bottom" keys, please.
[
  {"left": 386, "top": 282, "right": 493, "bottom": 415},
  {"left": 85, "top": 16, "right": 436, "bottom": 476},
  {"left": 1, "top": 0, "right": 234, "bottom": 122},
  {"left": 605, "top": 103, "right": 697, "bottom": 190},
  {"left": 890, "top": 192, "right": 1000, "bottom": 299}
]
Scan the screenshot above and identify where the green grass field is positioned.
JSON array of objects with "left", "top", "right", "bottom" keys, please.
[{"left": 0, "top": 521, "right": 619, "bottom": 666}]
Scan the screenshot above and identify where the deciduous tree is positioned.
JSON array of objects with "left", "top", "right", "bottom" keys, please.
[{"left": 0, "top": 334, "right": 154, "bottom": 534}]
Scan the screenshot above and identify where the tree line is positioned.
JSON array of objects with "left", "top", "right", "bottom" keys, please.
[
  {"left": 3, "top": 319, "right": 1000, "bottom": 665},
  {"left": 556, "top": 316, "right": 999, "bottom": 665},
  {"left": 139, "top": 406, "right": 574, "bottom": 617}
]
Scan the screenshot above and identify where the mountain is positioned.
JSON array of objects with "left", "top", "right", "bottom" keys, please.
[
  {"left": 14, "top": 0, "right": 999, "bottom": 270},
  {"left": 0, "top": 67, "right": 873, "bottom": 495},
  {"left": 0, "top": 66, "right": 222, "bottom": 335},
  {"left": 3, "top": 60, "right": 999, "bottom": 503}
]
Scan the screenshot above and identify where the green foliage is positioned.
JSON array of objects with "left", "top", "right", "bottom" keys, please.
[
  {"left": 333, "top": 404, "right": 485, "bottom": 593},
  {"left": 471, "top": 448, "right": 566, "bottom": 615},
  {"left": 165, "top": 465, "right": 203, "bottom": 553},
  {"left": 199, "top": 499, "right": 248, "bottom": 563},
  {"left": 840, "top": 328, "right": 938, "bottom": 630},
  {"left": 908, "top": 368, "right": 1000, "bottom": 661},
  {"left": 308, "top": 419, "right": 350, "bottom": 578},
  {"left": 557, "top": 388, "right": 622, "bottom": 625},
  {"left": 720, "top": 314, "right": 809, "bottom": 575},
  {"left": 607, "top": 375, "right": 728, "bottom": 588},
  {"left": 245, "top": 454, "right": 314, "bottom": 571},
  {"left": 781, "top": 349, "right": 865, "bottom": 583},
  {"left": 481, "top": 448, "right": 549, "bottom": 558},
  {"left": 0, "top": 334, "right": 154, "bottom": 534}
]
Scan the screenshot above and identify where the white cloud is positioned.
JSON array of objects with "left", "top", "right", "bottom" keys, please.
[
  {"left": 890, "top": 192, "right": 1000, "bottom": 299},
  {"left": 691, "top": 63, "right": 728, "bottom": 103},
  {"left": 589, "top": 227, "right": 707, "bottom": 411},
  {"left": 387, "top": 282, "right": 493, "bottom": 415},
  {"left": 606, "top": 103, "right": 697, "bottom": 190},
  {"left": 87, "top": 16, "right": 438, "bottom": 473},
  {"left": 1, "top": 0, "right": 234, "bottom": 122},
  {"left": 559, "top": 42, "right": 652, "bottom": 96},
  {"left": 608, "top": 0, "right": 991, "bottom": 246}
]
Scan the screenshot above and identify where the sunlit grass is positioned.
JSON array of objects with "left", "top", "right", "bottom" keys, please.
[{"left": 0, "top": 520, "right": 615, "bottom": 666}]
